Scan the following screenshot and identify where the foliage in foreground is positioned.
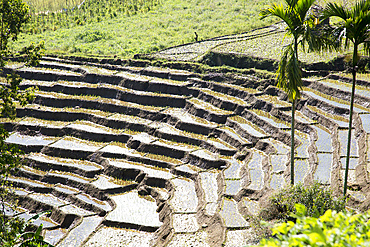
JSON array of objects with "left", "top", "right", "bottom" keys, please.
[
  {"left": 0, "top": 77, "right": 51, "bottom": 247},
  {"left": 255, "top": 204, "right": 370, "bottom": 247},
  {"left": 260, "top": 182, "right": 346, "bottom": 221},
  {"left": 1, "top": 0, "right": 51, "bottom": 246},
  {"left": 0, "top": 212, "right": 53, "bottom": 247}
]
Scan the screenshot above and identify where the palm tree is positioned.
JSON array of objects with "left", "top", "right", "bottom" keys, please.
[
  {"left": 260, "top": 0, "right": 326, "bottom": 185},
  {"left": 322, "top": 0, "right": 370, "bottom": 197}
]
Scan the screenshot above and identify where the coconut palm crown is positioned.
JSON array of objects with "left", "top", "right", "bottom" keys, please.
[{"left": 321, "top": 0, "right": 370, "bottom": 196}]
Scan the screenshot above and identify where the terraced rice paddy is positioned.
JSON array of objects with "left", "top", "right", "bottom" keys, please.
[
  {"left": 149, "top": 23, "right": 345, "bottom": 65},
  {"left": 1, "top": 53, "right": 369, "bottom": 246}
]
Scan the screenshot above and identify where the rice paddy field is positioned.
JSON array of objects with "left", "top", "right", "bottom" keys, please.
[
  {"left": 4, "top": 1, "right": 370, "bottom": 246},
  {"left": 213, "top": 31, "right": 344, "bottom": 64}
]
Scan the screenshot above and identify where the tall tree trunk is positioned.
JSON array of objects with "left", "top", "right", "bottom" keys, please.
[
  {"left": 291, "top": 99, "right": 296, "bottom": 185},
  {"left": 290, "top": 37, "right": 299, "bottom": 185},
  {"left": 343, "top": 44, "right": 358, "bottom": 197},
  {"left": 0, "top": 2, "right": 3, "bottom": 52}
]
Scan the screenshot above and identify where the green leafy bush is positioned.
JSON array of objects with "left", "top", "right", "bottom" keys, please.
[
  {"left": 75, "top": 29, "right": 111, "bottom": 43},
  {"left": 260, "top": 182, "right": 345, "bottom": 221},
  {"left": 0, "top": 1, "right": 50, "bottom": 245},
  {"left": 0, "top": 211, "right": 54, "bottom": 247},
  {"left": 255, "top": 204, "right": 370, "bottom": 247}
]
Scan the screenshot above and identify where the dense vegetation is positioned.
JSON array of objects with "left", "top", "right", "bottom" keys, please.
[
  {"left": 16, "top": 0, "right": 359, "bottom": 61},
  {"left": 260, "top": 183, "right": 346, "bottom": 221},
  {"left": 0, "top": 0, "right": 50, "bottom": 245},
  {"left": 27, "top": 0, "right": 81, "bottom": 13},
  {"left": 26, "top": 0, "right": 161, "bottom": 34},
  {"left": 256, "top": 204, "right": 370, "bottom": 247}
]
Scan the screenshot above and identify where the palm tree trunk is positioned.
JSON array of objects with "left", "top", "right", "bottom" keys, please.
[
  {"left": 0, "top": 5, "right": 3, "bottom": 52},
  {"left": 290, "top": 37, "right": 299, "bottom": 186},
  {"left": 291, "top": 99, "right": 296, "bottom": 185},
  {"left": 343, "top": 44, "right": 358, "bottom": 197}
]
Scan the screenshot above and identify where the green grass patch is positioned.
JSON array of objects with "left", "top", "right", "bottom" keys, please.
[
  {"left": 18, "top": 0, "right": 365, "bottom": 62},
  {"left": 255, "top": 204, "right": 370, "bottom": 247},
  {"left": 13, "top": 0, "right": 275, "bottom": 58}
]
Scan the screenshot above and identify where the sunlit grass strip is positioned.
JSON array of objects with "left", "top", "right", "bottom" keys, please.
[
  {"left": 250, "top": 109, "right": 291, "bottom": 127},
  {"left": 21, "top": 116, "right": 69, "bottom": 126},
  {"left": 28, "top": 0, "right": 82, "bottom": 12},
  {"left": 229, "top": 115, "right": 268, "bottom": 135},
  {"left": 144, "top": 153, "right": 183, "bottom": 165}
]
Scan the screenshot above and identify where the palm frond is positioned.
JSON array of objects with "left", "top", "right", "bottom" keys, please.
[
  {"left": 302, "top": 24, "right": 341, "bottom": 53},
  {"left": 286, "top": 50, "right": 302, "bottom": 100},
  {"left": 353, "top": 13, "right": 370, "bottom": 43},
  {"left": 277, "top": 44, "right": 302, "bottom": 101},
  {"left": 323, "top": 0, "right": 370, "bottom": 52},
  {"left": 285, "top": 0, "right": 298, "bottom": 9},
  {"left": 296, "top": 0, "right": 316, "bottom": 23},
  {"left": 352, "top": 0, "right": 370, "bottom": 19},
  {"left": 260, "top": 3, "right": 292, "bottom": 28},
  {"left": 285, "top": 0, "right": 300, "bottom": 17},
  {"left": 276, "top": 45, "right": 290, "bottom": 92},
  {"left": 322, "top": 2, "right": 348, "bottom": 21}
]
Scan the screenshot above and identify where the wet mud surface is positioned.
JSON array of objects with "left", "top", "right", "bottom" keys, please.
[{"left": 1, "top": 54, "right": 369, "bottom": 246}]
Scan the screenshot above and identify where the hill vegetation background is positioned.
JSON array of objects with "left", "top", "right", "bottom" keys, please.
[
  {"left": 14, "top": 0, "right": 357, "bottom": 59},
  {"left": 15, "top": 0, "right": 278, "bottom": 57}
]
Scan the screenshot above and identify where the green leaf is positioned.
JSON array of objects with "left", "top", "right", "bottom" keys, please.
[
  {"left": 273, "top": 222, "right": 289, "bottom": 235},
  {"left": 294, "top": 203, "right": 307, "bottom": 218},
  {"left": 320, "top": 209, "right": 333, "bottom": 222},
  {"left": 308, "top": 225, "right": 326, "bottom": 243},
  {"left": 35, "top": 225, "right": 43, "bottom": 239}
]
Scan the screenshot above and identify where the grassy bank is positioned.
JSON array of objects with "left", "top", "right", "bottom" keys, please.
[
  {"left": 14, "top": 0, "right": 275, "bottom": 58},
  {"left": 18, "top": 0, "right": 359, "bottom": 60}
]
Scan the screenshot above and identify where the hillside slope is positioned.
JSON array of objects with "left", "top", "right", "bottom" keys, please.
[
  {"left": 1, "top": 55, "right": 370, "bottom": 246},
  {"left": 14, "top": 0, "right": 275, "bottom": 57}
]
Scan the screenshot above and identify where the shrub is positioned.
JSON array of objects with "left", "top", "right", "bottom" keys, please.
[
  {"left": 260, "top": 182, "right": 345, "bottom": 221},
  {"left": 0, "top": 211, "right": 53, "bottom": 247},
  {"left": 255, "top": 204, "right": 370, "bottom": 247},
  {"left": 75, "top": 29, "right": 111, "bottom": 43}
]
